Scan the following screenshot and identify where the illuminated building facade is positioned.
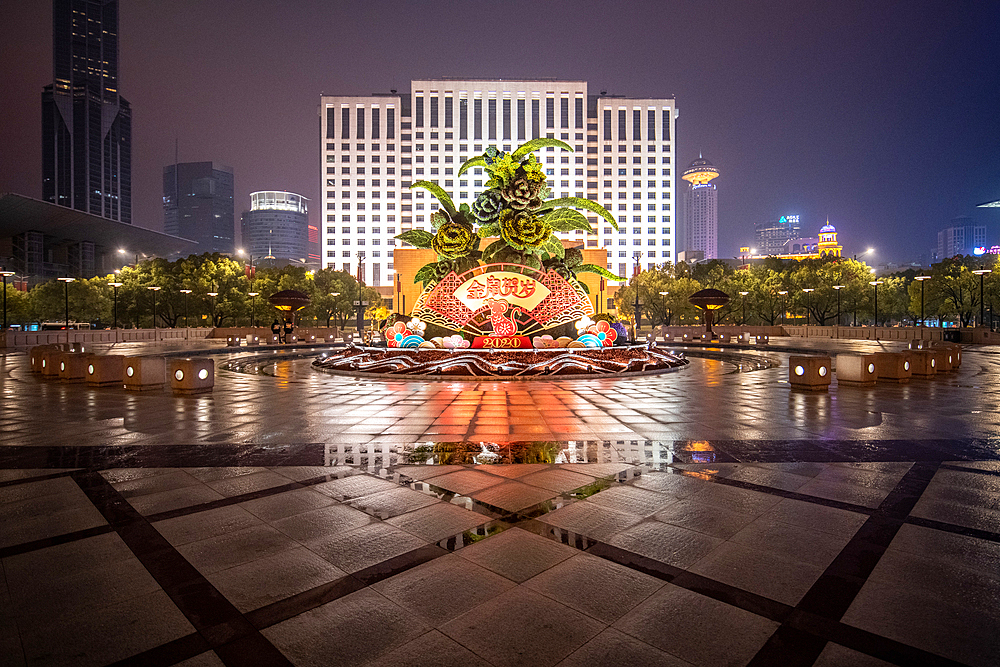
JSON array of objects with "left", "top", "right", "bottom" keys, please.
[
  {"left": 936, "top": 216, "right": 986, "bottom": 260},
  {"left": 681, "top": 157, "right": 719, "bottom": 259},
  {"left": 754, "top": 215, "right": 801, "bottom": 256},
  {"left": 319, "top": 80, "right": 678, "bottom": 286},
  {"left": 163, "top": 162, "right": 234, "bottom": 253},
  {"left": 743, "top": 221, "right": 842, "bottom": 263},
  {"left": 42, "top": 0, "right": 132, "bottom": 224},
  {"left": 240, "top": 191, "right": 313, "bottom": 267}
]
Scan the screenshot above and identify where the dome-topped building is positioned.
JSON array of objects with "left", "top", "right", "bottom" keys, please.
[
  {"left": 817, "top": 219, "right": 842, "bottom": 257},
  {"left": 682, "top": 155, "right": 720, "bottom": 260}
]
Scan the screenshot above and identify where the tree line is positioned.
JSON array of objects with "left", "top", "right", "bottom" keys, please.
[
  {"left": 612, "top": 255, "right": 1000, "bottom": 328},
  {"left": 2, "top": 253, "right": 383, "bottom": 329}
]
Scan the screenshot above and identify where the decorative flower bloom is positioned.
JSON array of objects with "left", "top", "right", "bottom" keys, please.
[
  {"left": 431, "top": 220, "right": 476, "bottom": 259},
  {"left": 521, "top": 158, "right": 548, "bottom": 184},
  {"left": 575, "top": 316, "right": 595, "bottom": 333},
  {"left": 610, "top": 322, "right": 629, "bottom": 343},
  {"left": 500, "top": 176, "right": 543, "bottom": 211},
  {"left": 587, "top": 320, "right": 618, "bottom": 347},
  {"left": 498, "top": 209, "right": 552, "bottom": 250},
  {"left": 487, "top": 152, "right": 518, "bottom": 186},
  {"left": 429, "top": 210, "right": 449, "bottom": 229},
  {"left": 471, "top": 190, "right": 503, "bottom": 224},
  {"left": 407, "top": 318, "right": 427, "bottom": 335},
  {"left": 385, "top": 321, "right": 412, "bottom": 348}
]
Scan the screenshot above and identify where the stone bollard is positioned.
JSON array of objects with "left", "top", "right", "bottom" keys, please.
[
  {"left": 40, "top": 349, "right": 65, "bottom": 378},
  {"left": 287, "top": 334, "right": 298, "bottom": 344},
  {"left": 908, "top": 350, "right": 937, "bottom": 377},
  {"left": 86, "top": 355, "right": 125, "bottom": 387},
  {"left": 908, "top": 340, "right": 927, "bottom": 350},
  {"left": 58, "top": 352, "right": 89, "bottom": 383},
  {"left": 269, "top": 334, "right": 281, "bottom": 344},
  {"left": 69, "top": 341, "right": 86, "bottom": 353},
  {"left": 325, "top": 333, "right": 338, "bottom": 343},
  {"left": 123, "top": 356, "right": 166, "bottom": 391},
  {"left": 835, "top": 353, "right": 878, "bottom": 387},
  {"left": 874, "top": 352, "right": 911, "bottom": 383},
  {"left": 930, "top": 342, "right": 961, "bottom": 369},
  {"left": 246, "top": 334, "right": 260, "bottom": 347},
  {"left": 29, "top": 345, "right": 59, "bottom": 373},
  {"left": 169, "top": 358, "right": 214, "bottom": 395},
  {"left": 788, "top": 355, "right": 832, "bottom": 391},
  {"left": 756, "top": 334, "right": 769, "bottom": 345},
  {"left": 226, "top": 336, "right": 240, "bottom": 347},
  {"left": 930, "top": 349, "right": 953, "bottom": 373}
]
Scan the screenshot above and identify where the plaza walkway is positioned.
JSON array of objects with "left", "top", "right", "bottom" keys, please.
[{"left": 0, "top": 340, "right": 997, "bottom": 666}]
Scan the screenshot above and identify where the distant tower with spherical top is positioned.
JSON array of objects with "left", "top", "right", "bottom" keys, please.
[{"left": 682, "top": 156, "right": 720, "bottom": 260}]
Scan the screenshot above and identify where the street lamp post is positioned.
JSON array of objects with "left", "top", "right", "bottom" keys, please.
[
  {"left": 109, "top": 282, "right": 123, "bottom": 329},
  {"left": 739, "top": 291, "right": 749, "bottom": 325},
  {"left": 0, "top": 270, "right": 14, "bottom": 332},
  {"left": 659, "top": 291, "right": 670, "bottom": 326},
  {"left": 57, "top": 277, "right": 75, "bottom": 342},
  {"left": 329, "top": 292, "right": 341, "bottom": 329},
  {"left": 179, "top": 289, "right": 192, "bottom": 328},
  {"left": 147, "top": 286, "right": 161, "bottom": 332},
  {"left": 913, "top": 276, "right": 930, "bottom": 327},
  {"left": 832, "top": 285, "right": 844, "bottom": 326},
  {"left": 802, "top": 288, "right": 815, "bottom": 326},
  {"left": 238, "top": 249, "right": 257, "bottom": 327},
  {"left": 249, "top": 292, "right": 259, "bottom": 328},
  {"left": 207, "top": 291, "right": 218, "bottom": 328},
  {"left": 632, "top": 253, "right": 642, "bottom": 339},
  {"left": 972, "top": 269, "right": 991, "bottom": 327},
  {"left": 870, "top": 280, "right": 883, "bottom": 327},
  {"left": 777, "top": 291, "right": 788, "bottom": 325}
]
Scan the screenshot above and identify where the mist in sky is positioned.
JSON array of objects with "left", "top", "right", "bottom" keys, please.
[{"left": 2, "top": 0, "right": 999, "bottom": 263}]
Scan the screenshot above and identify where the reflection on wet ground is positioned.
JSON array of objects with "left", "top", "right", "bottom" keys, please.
[{"left": 1, "top": 342, "right": 999, "bottom": 666}]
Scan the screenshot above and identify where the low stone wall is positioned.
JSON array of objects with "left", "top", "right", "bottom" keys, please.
[{"left": 1, "top": 328, "right": 211, "bottom": 348}]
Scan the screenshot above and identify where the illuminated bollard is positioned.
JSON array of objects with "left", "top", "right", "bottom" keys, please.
[
  {"left": 58, "top": 352, "right": 89, "bottom": 383},
  {"left": 930, "top": 349, "right": 953, "bottom": 373},
  {"left": 287, "top": 334, "right": 298, "bottom": 344},
  {"left": 788, "top": 355, "right": 832, "bottom": 391},
  {"left": 123, "top": 356, "right": 166, "bottom": 391},
  {"left": 326, "top": 333, "right": 338, "bottom": 343},
  {"left": 69, "top": 341, "right": 86, "bottom": 353},
  {"left": 269, "top": 334, "right": 281, "bottom": 344},
  {"left": 931, "top": 342, "right": 961, "bottom": 369},
  {"left": 874, "top": 352, "right": 911, "bottom": 383},
  {"left": 835, "top": 353, "right": 878, "bottom": 387},
  {"left": 29, "top": 345, "right": 59, "bottom": 373},
  {"left": 756, "top": 334, "right": 769, "bottom": 345},
  {"left": 86, "top": 355, "right": 125, "bottom": 387},
  {"left": 246, "top": 334, "right": 260, "bottom": 347},
  {"left": 170, "top": 358, "right": 214, "bottom": 395},
  {"left": 908, "top": 350, "right": 937, "bottom": 377},
  {"left": 226, "top": 336, "right": 240, "bottom": 347},
  {"left": 908, "top": 340, "right": 927, "bottom": 350},
  {"left": 40, "top": 349, "right": 65, "bottom": 378}
]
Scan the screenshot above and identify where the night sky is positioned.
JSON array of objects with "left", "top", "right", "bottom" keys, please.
[{"left": 2, "top": 0, "right": 999, "bottom": 264}]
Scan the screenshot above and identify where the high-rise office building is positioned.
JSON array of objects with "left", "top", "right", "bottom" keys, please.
[
  {"left": 681, "top": 156, "right": 719, "bottom": 259},
  {"left": 163, "top": 162, "right": 234, "bottom": 253},
  {"left": 936, "top": 216, "right": 986, "bottom": 260},
  {"left": 754, "top": 214, "right": 803, "bottom": 256},
  {"left": 320, "top": 80, "right": 677, "bottom": 286},
  {"left": 240, "top": 191, "right": 312, "bottom": 266},
  {"left": 42, "top": 0, "right": 132, "bottom": 224}
]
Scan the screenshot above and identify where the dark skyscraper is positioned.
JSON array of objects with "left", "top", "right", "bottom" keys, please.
[
  {"left": 163, "top": 162, "right": 235, "bottom": 253},
  {"left": 42, "top": 0, "right": 132, "bottom": 224}
]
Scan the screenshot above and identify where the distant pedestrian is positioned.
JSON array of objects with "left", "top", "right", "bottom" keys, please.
[{"left": 271, "top": 319, "right": 281, "bottom": 342}]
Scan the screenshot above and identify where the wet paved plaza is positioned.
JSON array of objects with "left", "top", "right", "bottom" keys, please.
[{"left": 1, "top": 340, "right": 998, "bottom": 666}]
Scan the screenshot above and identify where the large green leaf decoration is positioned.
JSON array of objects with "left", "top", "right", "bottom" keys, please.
[
  {"left": 413, "top": 264, "right": 437, "bottom": 286},
  {"left": 538, "top": 197, "right": 618, "bottom": 229},
  {"left": 575, "top": 264, "right": 625, "bottom": 281},
  {"left": 457, "top": 156, "right": 488, "bottom": 177},
  {"left": 477, "top": 222, "right": 501, "bottom": 238},
  {"left": 409, "top": 181, "right": 456, "bottom": 215},
  {"left": 542, "top": 208, "right": 595, "bottom": 234},
  {"left": 396, "top": 230, "right": 434, "bottom": 249},
  {"left": 510, "top": 138, "right": 573, "bottom": 161},
  {"left": 542, "top": 235, "right": 565, "bottom": 259},
  {"left": 481, "top": 239, "right": 506, "bottom": 263}
]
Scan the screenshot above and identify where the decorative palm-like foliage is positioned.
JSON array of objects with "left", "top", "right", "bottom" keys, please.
[{"left": 396, "top": 139, "right": 624, "bottom": 289}]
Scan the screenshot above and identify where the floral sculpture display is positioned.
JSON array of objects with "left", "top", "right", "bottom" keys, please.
[{"left": 394, "top": 139, "right": 623, "bottom": 342}]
